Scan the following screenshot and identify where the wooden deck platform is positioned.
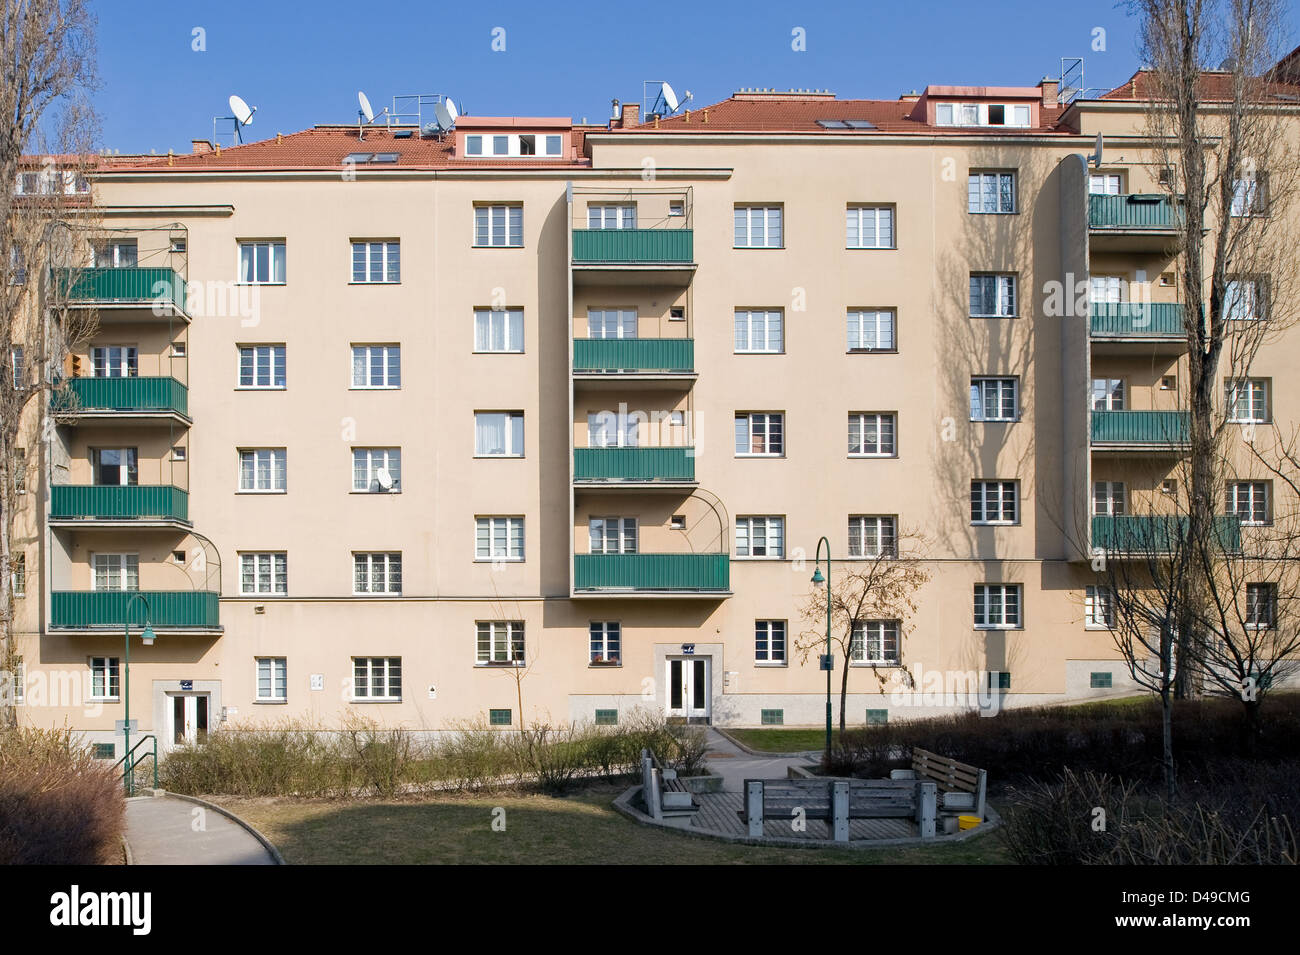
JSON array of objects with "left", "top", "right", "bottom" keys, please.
[{"left": 688, "top": 791, "right": 917, "bottom": 842}]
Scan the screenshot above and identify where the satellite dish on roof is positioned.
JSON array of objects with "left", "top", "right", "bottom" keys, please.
[
  {"left": 1088, "top": 132, "right": 1104, "bottom": 168},
  {"left": 358, "top": 91, "right": 375, "bottom": 124},
  {"left": 662, "top": 83, "right": 679, "bottom": 113},
  {"left": 644, "top": 81, "right": 693, "bottom": 119},
  {"left": 432, "top": 102, "right": 454, "bottom": 132},
  {"left": 445, "top": 98, "right": 459, "bottom": 122},
  {"left": 229, "top": 95, "right": 256, "bottom": 127}
]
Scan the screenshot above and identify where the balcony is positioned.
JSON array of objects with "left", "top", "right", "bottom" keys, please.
[
  {"left": 1090, "top": 302, "right": 1185, "bottom": 343},
  {"left": 571, "top": 229, "right": 695, "bottom": 286},
  {"left": 1091, "top": 410, "right": 1189, "bottom": 451},
  {"left": 1091, "top": 515, "right": 1241, "bottom": 555},
  {"left": 573, "top": 553, "right": 730, "bottom": 595},
  {"left": 573, "top": 339, "right": 695, "bottom": 381},
  {"left": 49, "top": 485, "right": 189, "bottom": 526},
  {"left": 573, "top": 447, "right": 696, "bottom": 486},
  {"left": 52, "top": 267, "right": 189, "bottom": 319},
  {"left": 1088, "top": 194, "right": 1182, "bottom": 252},
  {"left": 53, "top": 377, "right": 189, "bottom": 423},
  {"left": 50, "top": 590, "right": 221, "bottom": 631}
]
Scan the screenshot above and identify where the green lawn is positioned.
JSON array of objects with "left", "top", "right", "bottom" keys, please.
[{"left": 218, "top": 786, "right": 1011, "bottom": 865}]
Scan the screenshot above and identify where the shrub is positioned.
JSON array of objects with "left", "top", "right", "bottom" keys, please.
[{"left": 0, "top": 727, "right": 125, "bottom": 865}]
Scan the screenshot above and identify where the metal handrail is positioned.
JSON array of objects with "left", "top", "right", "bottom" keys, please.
[{"left": 112, "top": 734, "right": 159, "bottom": 796}]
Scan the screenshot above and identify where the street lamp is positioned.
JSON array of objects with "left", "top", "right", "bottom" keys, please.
[
  {"left": 122, "top": 592, "right": 155, "bottom": 795},
  {"left": 811, "top": 536, "right": 832, "bottom": 759}
]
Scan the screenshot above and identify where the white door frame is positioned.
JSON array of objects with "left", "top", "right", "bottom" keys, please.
[{"left": 666, "top": 655, "right": 711, "bottom": 722}]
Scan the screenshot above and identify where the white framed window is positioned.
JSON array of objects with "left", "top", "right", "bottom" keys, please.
[
  {"left": 848, "top": 515, "right": 897, "bottom": 558},
  {"left": 1225, "top": 278, "right": 1266, "bottom": 321},
  {"left": 92, "top": 346, "right": 137, "bottom": 378},
  {"left": 1245, "top": 583, "right": 1276, "bottom": 629},
  {"left": 734, "top": 309, "right": 784, "bottom": 353},
  {"left": 1090, "top": 275, "right": 1126, "bottom": 304},
  {"left": 474, "top": 204, "right": 523, "bottom": 247},
  {"left": 93, "top": 240, "right": 138, "bottom": 269},
  {"left": 475, "top": 412, "right": 524, "bottom": 457},
  {"left": 755, "top": 620, "right": 787, "bottom": 664},
  {"left": 848, "top": 413, "right": 896, "bottom": 457},
  {"left": 851, "top": 620, "right": 900, "bottom": 664},
  {"left": 13, "top": 448, "right": 24, "bottom": 494},
  {"left": 352, "top": 657, "right": 401, "bottom": 700},
  {"left": 1090, "top": 378, "right": 1125, "bottom": 411},
  {"left": 1092, "top": 481, "right": 1126, "bottom": 516},
  {"left": 846, "top": 205, "right": 895, "bottom": 248},
  {"left": 354, "top": 552, "right": 402, "bottom": 595},
  {"left": 735, "top": 516, "right": 785, "bottom": 558},
  {"left": 971, "top": 481, "right": 1018, "bottom": 524},
  {"left": 240, "top": 552, "right": 287, "bottom": 596},
  {"left": 1227, "top": 481, "right": 1269, "bottom": 525},
  {"left": 1231, "top": 176, "right": 1267, "bottom": 217},
  {"left": 476, "top": 517, "right": 525, "bottom": 561},
  {"left": 11, "top": 660, "right": 23, "bottom": 705},
  {"left": 238, "top": 449, "right": 287, "bottom": 493},
  {"left": 589, "top": 622, "right": 621, "bottom": 664},
  {"left": 968, "top": 172, "right": 1016, "bottom": 214},
  {"left": 350, "top": 344, "right": 400, "bottom": 389},
  {"left": 589, "top": 517, "right": 637, "bottom": 554},
  {"left": 846, "top": 309, "right": 895, "bottom": 352},
  {"left": 970, "top": 378, "right": 1018, "bottom": 421},
  {"left": 969, "top": 274, "right": 1016, "bottom": 317},
  {"left": 89, "top": 657, "right": 121, "bottom": 701},
  {"left": 735, "top": 413, "right": 784, "bottom": 456},
  {"left": 587, "top": 411, "right": 640, "bottom": 448},
  {"left": 936, "top": 103, "right": 1029, "bottom": 127},
  {"left": 256, "top": 657, "right": 287, "bottom": 702},
  {"left": 587, "top": 309, "right": 638, "bottom": 339},
  {"left": 474, "top": 308, "right": 525, "bottom": 352},
  {"left": 238, "top": 240, "right": 286, "bottom": 284},
  {"left": 351, "top": 240, "right": 400, "bottom": 283},
  {"left": 92, "top": 553, "right": 139, "bottom": 591},
  {"left": 353, "top": 448, "right": 401, "bottom": 493},
  {"left": 588, "top": 204, "right": 637, "bottom": 229},
  {"left": 1226, "top": 379, "right": 1269, "bottom": 424},
  {"left": 12, "top": 553, "right": 24, "bottom": 597},
  {"left": 975, "top": 584, "right": 1022, "bottom": 629},
  {"left": 734, "top": 205, "right": 783, "bottom": 248},
  {"left": 1089, "top": 173, "right": 1122, "bottom": 195},
  {"left": 1085, "top": 586, "right": 1115, "bottom": 629},
  {"left": 476, "top": 622, "right": 525, "bottom": 665},
  {"left": 238, "top": 345, "right": 286, "bottom": 389}
]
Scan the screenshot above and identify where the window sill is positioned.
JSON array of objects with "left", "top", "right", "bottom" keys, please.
[
  {"left": 589, "top": 662, "right": 622, "bottom": 668},
  {"left": 352, "top": 592, "right": 402, "bottom": 597},
  {"left": 473, "top": 454, "right": 526, "bottom": 460},
  {"left": 240, "top": 593, "right": 288, "bottom": 598},
  {"left": 349, "top": 386, "right": 401, "bottom": 391},
  {"left": 735, "top": 454, "right": 785, "bottom": 459},
  {"left": 235, "top": 282, "right": 286, "bottom": 287},
  {"left": 971, "top": 521, "right": 1019, "bottom": 527},
  {"left": 350, "top": 489, "right": 401, "bottom": 495},
  {"left": 971, "top": 417, "right": 1021, "bottom": 424},
  {"left": 974, "top": 625, "right": 1022, "bottom": 631},
  {"left": 851, "top": 662, "right": 901, "bottom": 668},
  {"left": 347, "top": 282, "right": 402, "bottom": 286},
  {"left": 1084, "top": 625, "right": 1114, "bottom": 632},
  {"left": 734, "top": 556, "right": 785, "bottom": 561},
  {"left": 734, "top": 351, "right": 786, "bottom": 356},
  {"left": 848, "top": 454, "right": 897, "bottom": 460},
  {"left": 236, "top": 489, "right": 287, "bottom": 495},
  {"left": 844, "top": 246, "right": 897, "bottom": 251},
  {"left": 472, "top": 244, "right": 525, "bottom": 250},
  {"left": 732, "top": 246, "right": 785, "bottom": 250},
  {"left": 472, "top": 350, "right": 526, "bottom": 356},
  {"left": 351, "top": 698, "right": 402, "bottom": 703},
  {"left": 847, "top": 348, "right": 898, "bottom": 355},
  {"left": 253, "top": 699, "right": 288, "bottom": 705},
  {"left": 234, "top": 387, "right": 287, "bottom": 392},
  {"left": 476, "top": 662, "right": 526, "bottom": 668},
  {"left": 970, "top": 314, "right": 1018, "bottom": 320},
  {"left": 755, "top": 661, "right": 787, "bottom": 668},
  {"left": 90, "top": 698, "right": 120, "bottom": 704},
  {"left": 473, "top": 558, "right": 524, "bottom": 564}
]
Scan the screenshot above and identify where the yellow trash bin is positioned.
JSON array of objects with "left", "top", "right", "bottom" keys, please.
[{"left": 958, "top": 814, "right": 981, "bottom": 831}]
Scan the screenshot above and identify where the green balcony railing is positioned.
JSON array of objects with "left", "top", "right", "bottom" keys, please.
[
  {"left": 1088, "top": 194, "right": 1183, "bottom": 231},
  {"left": 574, "top": 447, "right": 696, "bottom": 482},
  {"left": 50, "top": 485, "right": 189, "bottom": 522},
  {"left": 1091, "top": 410, "right": 1190, "bottom": 445},
  {"left": 573, "top": 338, "right": 694, "bottom": 373},
  {"left": 1091, "top": 515, "right": 1242, "bottom": 554},
  {"left": 1090, "top": 303, "right": 1185, "bottom": 338},
  {"left": 574, "top": 553, "right": 730, "bottom": 592},
  {"left": 50, "top": 590, "right": 220, "bottom": 629},
  {"left": 53, "top": 377, "right": 189, "bottom": 417},
  {"left": 572, "top": 229, "right": 694, "bottom": 264},
  {"left": 52, "top": 267, "right": 187, "bottom": 311}
]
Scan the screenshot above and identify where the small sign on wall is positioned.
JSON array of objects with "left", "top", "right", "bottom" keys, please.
[
  {"left": 310, "top": 674, "right": 324, "bottom": 691},
  {"left": 428, "top": 684, "right": 437, "bottom": 700},
  {"left": 681, "top": 644, "right": 695, "bottom": 655},
  {"left": 180, "top": 680, "right": 193, "bottom": 691}
]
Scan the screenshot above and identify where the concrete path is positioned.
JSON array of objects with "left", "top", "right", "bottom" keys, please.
[
  {"left": 703, "top": 729, "right": 819, "bottom": 792},
  {"left": 125, "top": 794, "right": 279, "bottom": 865}
]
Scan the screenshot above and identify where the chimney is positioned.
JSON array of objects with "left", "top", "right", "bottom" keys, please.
[
  {"left": 620, "top": 102, "right": 639, "bottom": 128},
  {"left": 192, "top": 139, "right": 213, "bottom": 155},
  {"left": 1038, "top": 77, "right": 1059, "bottom": 108}
]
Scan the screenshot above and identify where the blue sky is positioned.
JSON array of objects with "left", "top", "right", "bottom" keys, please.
[{"left": 95, "top": 0, "right": 1300, "bottom": 154}]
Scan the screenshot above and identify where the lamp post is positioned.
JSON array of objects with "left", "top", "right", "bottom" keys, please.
[
  {"left": 811, "top": 536, "right": 832, "bottom": 760},
  {"left": 122, "top": 592, "right": 156, "bottom": 795}
]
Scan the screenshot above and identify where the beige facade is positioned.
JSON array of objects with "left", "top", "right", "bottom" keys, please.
[{"left": 11, "top": 77, "right": 1297, "bottom": 756}]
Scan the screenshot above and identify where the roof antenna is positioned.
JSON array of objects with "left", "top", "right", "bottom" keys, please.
[
  {"left": 215, "top": 94, "right": 256, "bottom": 146},
  {"left": 357, "top": 91, "right": 391, "bottom": 141},
  {"left": 643, "top": 81, "right": 693, "bottom": 120}
]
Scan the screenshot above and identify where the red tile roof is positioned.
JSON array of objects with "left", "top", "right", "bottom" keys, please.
[{"left": 1099, "top": 69, "right": 1300, "bottom": 101}]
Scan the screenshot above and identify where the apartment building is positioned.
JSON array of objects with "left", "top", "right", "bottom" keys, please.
[{"left": 11, "top": 66, "right": 1298, "bottom": 756}]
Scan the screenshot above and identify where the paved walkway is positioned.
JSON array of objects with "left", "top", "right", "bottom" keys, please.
[
  {"left": 702, "top": 729, "right": 819, "bottom": 792},
  {"left": 125, "top": 794, "right": 279, "bottom": 865}
]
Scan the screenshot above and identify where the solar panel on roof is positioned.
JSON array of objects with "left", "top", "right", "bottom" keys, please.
[
  {"left": 817, "top": 119, "right": 849, "bottom": 129},
  {"left": 344, "top": 152, "right": 373, "bottom": 163},
  {"left": 373, "top": 153, "right": 399, "bottom": 163},
  {"left": 392, "top": 130, "right": 414, "bottom": 139},
  {"left": 843, "top": 119, "right": 876, "bottom": 129}
]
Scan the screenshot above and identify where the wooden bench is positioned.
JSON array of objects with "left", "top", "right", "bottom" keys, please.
[
  {"left": 892, "top": 748, "right": 987, "bottom": 822},
  {"left": 740, "top": 778, "right": 937, "bottom": 842}
]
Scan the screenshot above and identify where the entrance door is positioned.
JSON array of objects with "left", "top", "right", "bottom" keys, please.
[
  {"left": 168, "top": 694, "right": 209, "bottom": 746},
  {"left": 666, "top": 656, "right": 711, "bottom": 723}
]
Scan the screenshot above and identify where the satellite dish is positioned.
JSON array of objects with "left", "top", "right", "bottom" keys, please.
[
  {"left": 1089, "top": 132, "right": 1104, "bottom": 168},
  {"left": 376, "top": 468, "right": 394, "bottom": 491},
  {"left": 432, "top": 102, "right": 454, "bottom": 132},
  {"left": 358, "top": 91, "right": 375, "bottom": 124},
  {"left": 445, "top": 98, "right": 459, "bottom": 122},
  {"left": 229, "top": 95, "right": 255, "bottom": 127},
  {"left": 422, "top": 121, "right": 440, "bottom": 138},
  {"left": 661, "top": 82, "right": 679, "bottom": 113}
]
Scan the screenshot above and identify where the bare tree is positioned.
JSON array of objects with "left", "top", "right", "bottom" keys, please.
[
  {"left": 0, "top": 0, "right": 99, "bottom": 727},
  {"left": 794, "top": 529, "right": 931, "bottom": 733}
]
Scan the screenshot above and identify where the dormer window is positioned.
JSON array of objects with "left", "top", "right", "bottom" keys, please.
[
  {"left": 462, "top": 132, "right": 566, "bottom": 159},
  {"left": 935, "top": 103, "right": 1031, "bottom": 128}
]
